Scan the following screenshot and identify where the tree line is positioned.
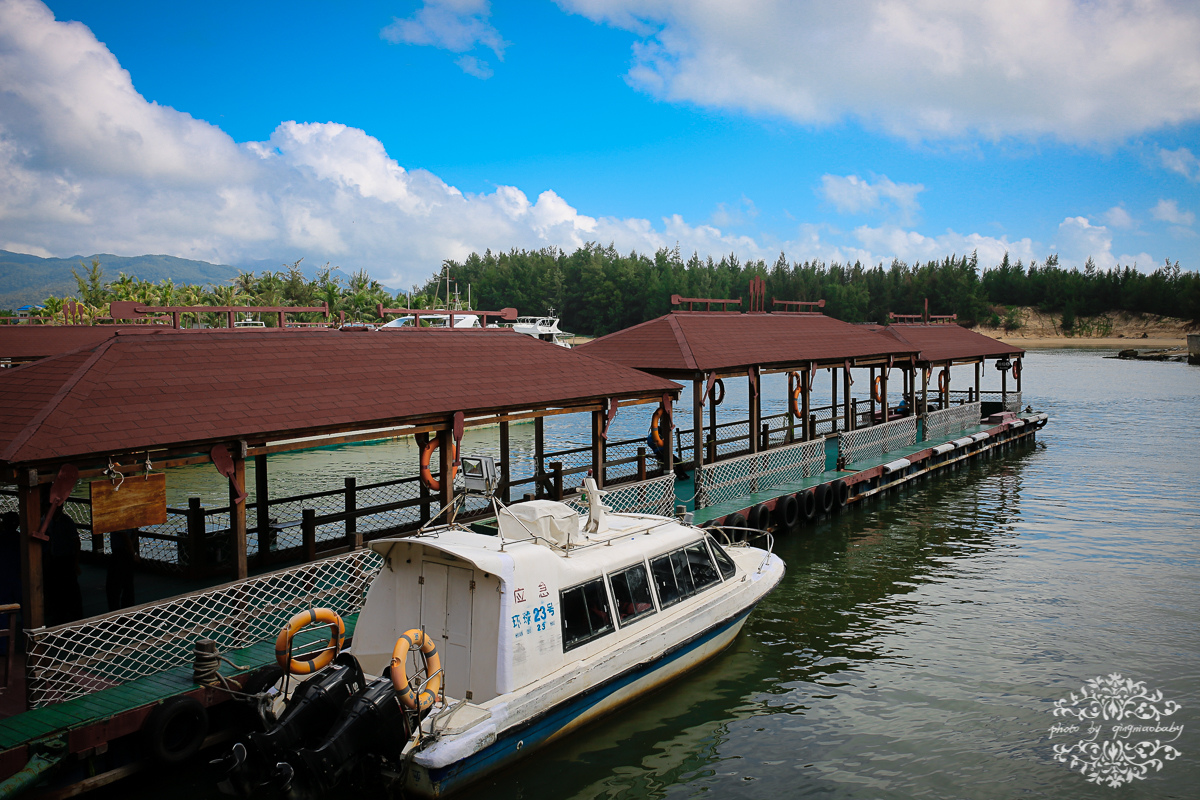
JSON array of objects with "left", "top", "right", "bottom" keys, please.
[
  {"left": 430, "top": 246, "right": 1198, "bottom": 335},
  {"left": 13, "top": 246, "right": 1198, "bottom": 336}
]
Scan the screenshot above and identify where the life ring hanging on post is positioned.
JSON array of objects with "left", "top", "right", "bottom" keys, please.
[
  {"left": 391, "top": 628, "right": 442, "bottom": 712},
  {"left": 788, "top": 371, "right": 805, "bottom": 418},
  {"left": 708, "top": 377, "right": 725, "bottom": 407},
  {"left": 275, "top": 608, "right": 345, "bottom": 675},
  {"left": 419, "top": 435, "right": 458, "bottom": 492},
  {"left": 872, "top": 376, "right": 883, "bottom": 404},
  {"left": 647, "top": 403, "right": 672, "bottom": 462},
  {"left": 1012, "top": 359, "right": 1021, "bottom": 381},
  {"left": 938, "top": 368, "right": 949, "bottom": 394}
]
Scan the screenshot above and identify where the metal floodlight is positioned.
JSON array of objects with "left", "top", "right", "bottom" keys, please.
[{"left": 461, "top": 455, "right": 498, "bottom": 496}]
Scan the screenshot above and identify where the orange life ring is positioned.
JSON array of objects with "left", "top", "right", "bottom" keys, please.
[
  {"left": 1012, "top": 360, "right": 1021, "bottom": 380},
  {"left": 938, "top": 368, "right": 949, "bottom": 394},
  {"left": 391, "top": 628, "right": 442, "bottom": 711},
  {"left": 275, "top": 608, "right": 345, "bottom": 675},
  {"left": 872, "top": 376, "right": 883, "bottom": 404},
  {"left": 788, "top": 371, "right": 806, "bottom": 418},
  {"left": 647, "top": 404, "right": 671, "bottom": 460},
  {"left": 419, "top": 436, "right": 458, "bottom": 492}
]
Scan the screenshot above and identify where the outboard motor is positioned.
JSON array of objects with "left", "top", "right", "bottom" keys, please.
[
  {"left": 252, "top": 653, "right": 366, "bottom": 760},
  {"left": 218, "top": 653, "right": 365, "bottom": 796},
  {"left": 291, "top": 678, "right": 411, "bottom": 791}
]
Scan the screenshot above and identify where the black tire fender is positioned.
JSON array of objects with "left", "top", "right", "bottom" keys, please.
[
  {"left": 748, "top": 504, "right": 771, "bottom": 531},
  {"left": 144, "top": 695, "right": 208, "bottom": 765},
  {"left": 833, "top": 479, "right": 849, "bottom": 509},
  {"left": 798, "top": 489, "right": 816, "bottom": 521},
  {"left": 725, "top": 512, "right": 748, "bottom": 541},
  {"left": 815, "top": 483, "right": 833, "bottom": 515},
  {"left": 776, "top": 494, "right": 800, "bottom": 531}
]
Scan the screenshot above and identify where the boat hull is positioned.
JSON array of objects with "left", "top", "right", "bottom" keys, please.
[{"left": 405, "top": 604, "right": 756, "bottom": 797}]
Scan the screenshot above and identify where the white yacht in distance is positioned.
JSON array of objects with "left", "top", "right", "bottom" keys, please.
[
  {"left": 509, "top": 309, "right": 573, "bottom": 347},
  {"left": 219, "top": 475, "right": 783, "bottom": 798}
]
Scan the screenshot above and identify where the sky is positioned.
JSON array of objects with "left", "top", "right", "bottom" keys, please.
[{"left": 1, "top": 0, "right": 1198, "bottom": 290}]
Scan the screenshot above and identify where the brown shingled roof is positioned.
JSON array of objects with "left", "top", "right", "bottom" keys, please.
[
  {"left": 0, "top": 328, "right": 680, "bottom": 465},
  {"left": 0, "top": 325, "right": 162, "bottom": 361},
  {"left": 576, "top": 312, "right": 919, "bottom": 376},
  {"left": 866, "top": 324, "right": 1023, "bottom": 364}
]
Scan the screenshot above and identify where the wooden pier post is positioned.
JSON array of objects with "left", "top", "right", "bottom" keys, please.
[
  {"left": 499, "top": 420, "right": 511, "bottom": 503},
  {"left": 438, "top": 426, "right": 454, "bottom": 511},
  {"left": 230, "top": 451, "right": 247, "bottom": 580},
  {"left": 748, "top": 368, "right": 759, "bottom": 454},
  {"left": 637, "top": 447, "right": 647, "bottom": 481},
  {"left": 17, "top": 468, "right": 44, "bottom": 630},
  {"left": 535, "top": 416, "right": 545, "bottom": 498},
  {"left": 1001, "top": 363, "right": 1008, "bottom": 406},
  {"left": 302, "top": 509, "right": 316, "bottom": 562},
  {"left": 254, "top": 454, "right": 270, "bottom": 568},
  {"left": 1016, "top": 358, "right": 1022, "bottom": 393},
  {"left": 802, "top": 364, "right": 812, "bottom": 441},
  {"left": 592, "top": 409, "right": 604, "bottom": 488},
  {"left": 921, "top": 367, "right": 929, "bottom": 415},
  {"left": 187, "top": 497, "right": 205, "bottom": 579},
  {"left": 869, "top": 367, "right": 876, "bottom": 421},
  {"left": 693, "top": 375, "right": 703, "bottom": 499},
  {"left": 882, "top": 366, "right": 890, "bottom": 423},
  {"left": 974, "top": 361, "right": 981, "bottom": 402},
  {"left": 830, "top": 367, "right": 838, "bottom": 434},
  {"left": 843, "top": 367, "right": 851, "bottom": 431},
  {"left": 345, "top": 477, "right": 360, "bottom": 550},
  {"left": 708, "top": 374, "right": 718, "bottom": 460},
  {"left": 550, "top": 462, "right": 564, "bottom": 501}
]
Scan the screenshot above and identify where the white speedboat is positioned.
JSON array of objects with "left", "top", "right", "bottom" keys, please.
[
  {"left": 509, "top": 311, "right": 573, "bottom": 347},
  {"left": 219, "top": 480, "right": 783, "bottom": 798},
  {"left": 380, "top": 313, "right": 482, "bottom": 329}
]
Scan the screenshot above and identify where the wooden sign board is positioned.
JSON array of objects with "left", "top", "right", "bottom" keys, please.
[{"left": 90, "top": 473, "right": 167, "bottom": 534}]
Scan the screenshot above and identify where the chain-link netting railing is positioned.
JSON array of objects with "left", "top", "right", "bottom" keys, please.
[
  {"left": 25, "top": 549, "right": 384, "bottom": 708},
  {"left": 974, "top": 390, "right": 1023, "bottom": 412},
  {"left": 565, "top": 473, "right": 677, "bottom": 518},
  {"left": 696, "top": 439, "right": 825, "bottom": 510},
  {"left": 923, "top": 401, "right": 982, "bottom": 443},
  {"left": 837, "top": 416, "right": 918, "bottom": 467}
]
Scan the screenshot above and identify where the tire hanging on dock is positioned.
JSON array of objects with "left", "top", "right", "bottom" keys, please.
[
  {"left": 797, "top": 488, "right": 816, "bottom": 522},
  {"left": 748, "top": 503, "right": 770, "bottom": 532},
  {"left": 833, "top": 479, "right": 849, "bottom": 509},
  {"left": 143, "top": 695, "right": 208, "bottom": 765},
  {"left": 815, "top": 483, "right": 834, "bottom": 516},
  {"left": 776, "top": 493, "right": 800, "bottom": 531}
]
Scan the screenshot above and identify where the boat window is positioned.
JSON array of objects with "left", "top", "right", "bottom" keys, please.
[
  {"left": 685, "top": 542, "right": 721, "bottom": 590},
  {"left": 706, "top": 535, "right": 737, "bottom": 580},
  {"left": 609, "top": 563, "right": 656, "bottom": 626},
  {"left": 670, "top": 550, "right": 696, "bottom": 597},
  {"left": 650, "top": 554, "right": 681, "bottom": 607},
  {"left": 560, "top": 578, "right": 615, "bottom": 652}
]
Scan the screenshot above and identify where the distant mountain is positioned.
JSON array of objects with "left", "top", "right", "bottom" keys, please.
[
  {"left": 0, "top": 250, "right": 402, "bottom": 310},
  {"left": 0, "top": 250, "right": 241, "bottom": 310}
]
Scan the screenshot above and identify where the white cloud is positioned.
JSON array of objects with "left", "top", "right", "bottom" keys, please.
[
  {"left": 454, "top": 55, "right": 494, "bottom": 79},
  {"left": 557, "top": 0, "right": 1200, "bottom": 143},
  {"left": 820, "top": 174, "right": 923, "bottom": 221},
  {"left": 0, "top": 0, "right": 1171, "bottom": 292},
  {"left": 1159, "top": 146, "right": 1200, "bottom": 181},
  {"left": 381, "top": 0, "right": 508, "bottom": 76},
  {"left": 1102, "top": 206, "right": 1134, "bottom": 229},
  {"left": 1151, "top": 198, "right": 1195, "bottom": 226}
]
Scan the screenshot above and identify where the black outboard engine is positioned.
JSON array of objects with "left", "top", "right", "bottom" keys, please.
[
  {"left": 250, "top": 653, "right": 365, "bottom": 761},
  {"left": 217, "top": 653, "right": 365, "bottom": 796},
  {"left": 291, "top": 677, "right": 411, "bottom": 791}
]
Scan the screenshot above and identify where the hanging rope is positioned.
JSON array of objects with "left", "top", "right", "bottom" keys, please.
[{"left": 104, "top": 458, "right": 124, "bottom": 492}]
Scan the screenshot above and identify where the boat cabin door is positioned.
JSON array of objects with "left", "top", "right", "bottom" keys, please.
[{"left": 420, "top": 562, "right": 474, "bottom": 700}]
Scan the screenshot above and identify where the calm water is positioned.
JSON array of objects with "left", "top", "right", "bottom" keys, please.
[{"left": 110, "top": 349, "right": 1199, "bottom": 798}]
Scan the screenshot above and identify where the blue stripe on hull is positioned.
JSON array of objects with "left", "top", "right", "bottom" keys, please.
[{"left": 414, "top": 605, "right": 756, "bottom": 797}]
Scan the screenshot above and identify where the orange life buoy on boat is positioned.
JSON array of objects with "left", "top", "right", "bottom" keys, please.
[
  {"left": 419, "top": 436, "right": 458, "bottom": 492},
  {"left": 275, "top": 608, "right": 345, "bottom": 675},
  {"left": 938, "top": 368, "right": 949, "bottom": 394},
  {"left": 872, "top": 376, "right": 883, "bottom": 404},
  {"left": 391, "top": 628, "right": 443, "bottom": 712}
]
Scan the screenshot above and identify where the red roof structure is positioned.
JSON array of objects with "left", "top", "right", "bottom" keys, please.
[
  {"left": 0, "top": 327, "right": 681, "bottom": 467},
  {"left": 0, "top": 325, "right": 166, "bottom": 363},
  {"left": 576, "top": 312, "right": 919, "bottom": 377},
  {"left": 865, "top": 323, "right": 1023, "bottom": 365}
]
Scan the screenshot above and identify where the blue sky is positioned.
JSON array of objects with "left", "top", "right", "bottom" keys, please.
[{"left": 2, "top": 0, "right": 1198, "bottom": 289}]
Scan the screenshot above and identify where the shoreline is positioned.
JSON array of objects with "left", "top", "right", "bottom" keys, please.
[{"left": 989, "top": 336, "right": 1185, "bottom": 349}]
